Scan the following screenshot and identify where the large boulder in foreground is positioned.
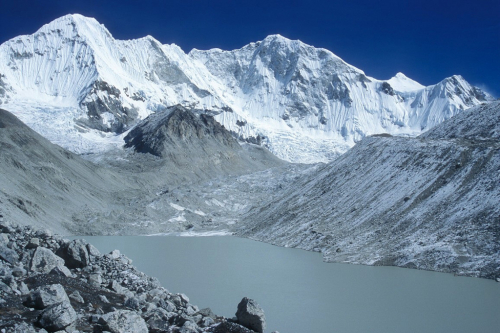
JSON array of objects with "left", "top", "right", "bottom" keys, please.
[{"left": 235, "top": 297, "right": 266, "bottom": 333}]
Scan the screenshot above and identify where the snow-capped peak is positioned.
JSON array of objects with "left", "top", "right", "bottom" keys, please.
[
  {"left": 387, "top": 72, "right": 425, "bottom": 92},
  {"left": 0, "top": 14, "right": 494, "bottom": 163}
]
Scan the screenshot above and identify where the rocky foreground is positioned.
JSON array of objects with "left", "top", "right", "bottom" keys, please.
[{"left": 0, "top": 217, "right": 270, "bottom": 333}]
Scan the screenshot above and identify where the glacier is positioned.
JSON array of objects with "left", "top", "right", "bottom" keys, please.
[{"left": 0, "top": 14, "right": 494, "bottom": 162}]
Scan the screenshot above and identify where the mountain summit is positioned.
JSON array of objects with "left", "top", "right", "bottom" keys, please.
[{"left": 0, "top": 14, "right": 494, "bottom": 162}]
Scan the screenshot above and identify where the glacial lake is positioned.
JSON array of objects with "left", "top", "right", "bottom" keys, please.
[{"left": 76, "top": 235, "right": 500, "bottom": 333}]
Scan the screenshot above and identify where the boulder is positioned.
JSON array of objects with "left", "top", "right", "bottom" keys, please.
[
  {"left": 49, "top": 265, "right": 73, "bottom": 278},
  {"left": 147, "top": 317, "right": 170, "bottom": 332},
  {"left": 124, "top": 296, "right": 141, "bottom": 310},
  {"left": 0, "top": 233, "right": 9, "bottom": 245},
  {"left": 56, "top": 239, "right": 90, "bottom": 268},
  {"left": 26, "top": 237, "right": 40, "bottom": 249},
  {"left": 12, "top": 266, "right": 26, "bottom": 277},
  {"left": 180, "top": 320, "right": 199, "bottom": 333},
  {"left": 69, "top": 290, "right": 84, "bottom": 303},
  {"left": 108, "top": 249, "right": 121, "bottom": 259},
  {"left": 0, "top": 244, "right": 19, "bottom": 264},
  {"left": 36, "top": 301, "right": 77, "bottom": 332},
  {"left": 235, "top": 297, "right": 266, "bottom": 333},
  {"left": 26, "top": 284, "right": 70, "bottom": 309},
  {"left": 89, "top": 273, "right": 102, "bottom": 286},
  {"left": 30, "top": 247, "right": 64, "bottom": 273},
  {"left": 86, "top": 243, "right": 101, "bottom": 257},
  {"left": 98, "top": 309, "right": 148, "bottom": 333},
  {"left": 108, "top": 279, "right": 125, "bottom": 294}
]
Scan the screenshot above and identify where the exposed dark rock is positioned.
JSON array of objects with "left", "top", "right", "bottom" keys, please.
[
  {"left": 235, "top": 297, "right": 266, "bottom": 333},
  {"left": 124, "top": 104, "right": 239, "bottom": 158},
  {"left": 381, "top": 82, "right": 395, "bottom": 96},
  {"left": 56, "top": 239, "right": 90, "bottom": 269},
  {"left": 79, "top": 80, "right": 139, "bottom": 133}
]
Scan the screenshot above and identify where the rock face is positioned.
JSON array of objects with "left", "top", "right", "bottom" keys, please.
[
  {"left": 124, "top": 104, "right": 243, "bottom": 170},
  {"left": 125, "top": 105, "right": 238, "bottom": 158},
  {"left": 235, "top": 297, "right": 266, "bottom": 333}
]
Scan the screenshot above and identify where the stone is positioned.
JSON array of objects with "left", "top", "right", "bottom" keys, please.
[
  {"left": 180, "top": 320, "right": 199, "bottom": 333},
  {"left": 49, "top": 265, "right": 73, "bottom": 278},
  {"left": 235, "top": 297, "right": 266, "bottom": 333},
  {"left": 56, "top": 239, "right": 90, "bottom": 269},
  {"left": 86, "top": 243, "right": 101, "bottom": 257},
  {"left": 0, "top": 244, "right": 18, "bottom": 264},
  {"left": 89, "top": 273, "right": 102, "bottom": 286},
  {"left": 108, "top": 280, "right": 124, "bottom": 294},
  {"left": 0, "top": 233, "right": 9, "bottom": 245},
  {"left": 19, "top": 281, "right": 30, "bottom": 295},
  {"left": 12, "top": 266, "right": 26, "bottom": 277},
  {"left": 69, "top": 290, "right": 84, "bottom": 303},
  {"left": 124, "top": 296, "right": 141, "bottom": 310},
  {"left": 199, "top": 316, "right": 215, "bottom": 327},
  {"left": 0, "top": 280, "right": 11, "bottom": 293},
  {"left": 178, "top": 293, "right": 190, "bottom": 304},
  {"left": 26, "top": 237, "right": 40, "bottom": 249},
  {"left": 10, "top": 322, "right": 37, "bottom": 333},
  {"left": 26, "top": 284, "right": 70, "bottom": 309},
  {"left": 30, "top": 247, "right": 64, "bottom": 274},
  {"left": 36, "top": 301, "right": 77, "bottom": 332},
  {"left": 147, "top": 317, "right": 170, "bottom": 332},
  {"left": 0, "top": 222, "right": 15, "bottom": 233},
  {"left": 99, "top": 295, "right": 110, "bottom": 303},
  {"left": 35, "top": 229, "right": 52, "bottom": 238},
  {"left": 98, "top": 309, "right": 148, "bottom": 333},
  {"left": 197, "top": 307, "right": 216, "bottom": 319},
  {"left": 186, "top": 305, "right": 197, "bottom": 315},
  {"left": 108, "top": 249, "right": 121, "bottom": 259}
]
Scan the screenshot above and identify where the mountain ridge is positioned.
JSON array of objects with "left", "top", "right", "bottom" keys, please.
[{"left": 0, "top": 14, "right": 494, "bottom": 162}]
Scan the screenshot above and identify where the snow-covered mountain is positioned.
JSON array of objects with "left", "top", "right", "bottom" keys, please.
[{"left": 0, "top": 14, "right": 493, "bottom": 162}]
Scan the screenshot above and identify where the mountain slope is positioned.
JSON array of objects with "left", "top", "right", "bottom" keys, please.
[
  {"left": 0, "top": 107, "right": 284, "bottom": 235},
  {"left": 0, "top": 14, "right": 493, "bottom": 162},
  {"left": 238, "top": 101, "right": 500, "bottom": 279},
  {"left": 0, "top": 108, "right": 138, "bottom": 234}
]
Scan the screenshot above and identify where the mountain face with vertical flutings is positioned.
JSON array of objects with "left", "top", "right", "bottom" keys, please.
[{"left": 0, "top": 14, "right": 494, "bottom": 162}]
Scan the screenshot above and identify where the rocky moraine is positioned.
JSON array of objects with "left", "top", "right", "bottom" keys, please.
[{"left": 0, "top": 216, "right": 270, "bottom": 333}]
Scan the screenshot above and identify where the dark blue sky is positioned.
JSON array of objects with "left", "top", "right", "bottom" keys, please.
[{"left": 1, "top": 0, "right": 498, "bottom": 96}]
